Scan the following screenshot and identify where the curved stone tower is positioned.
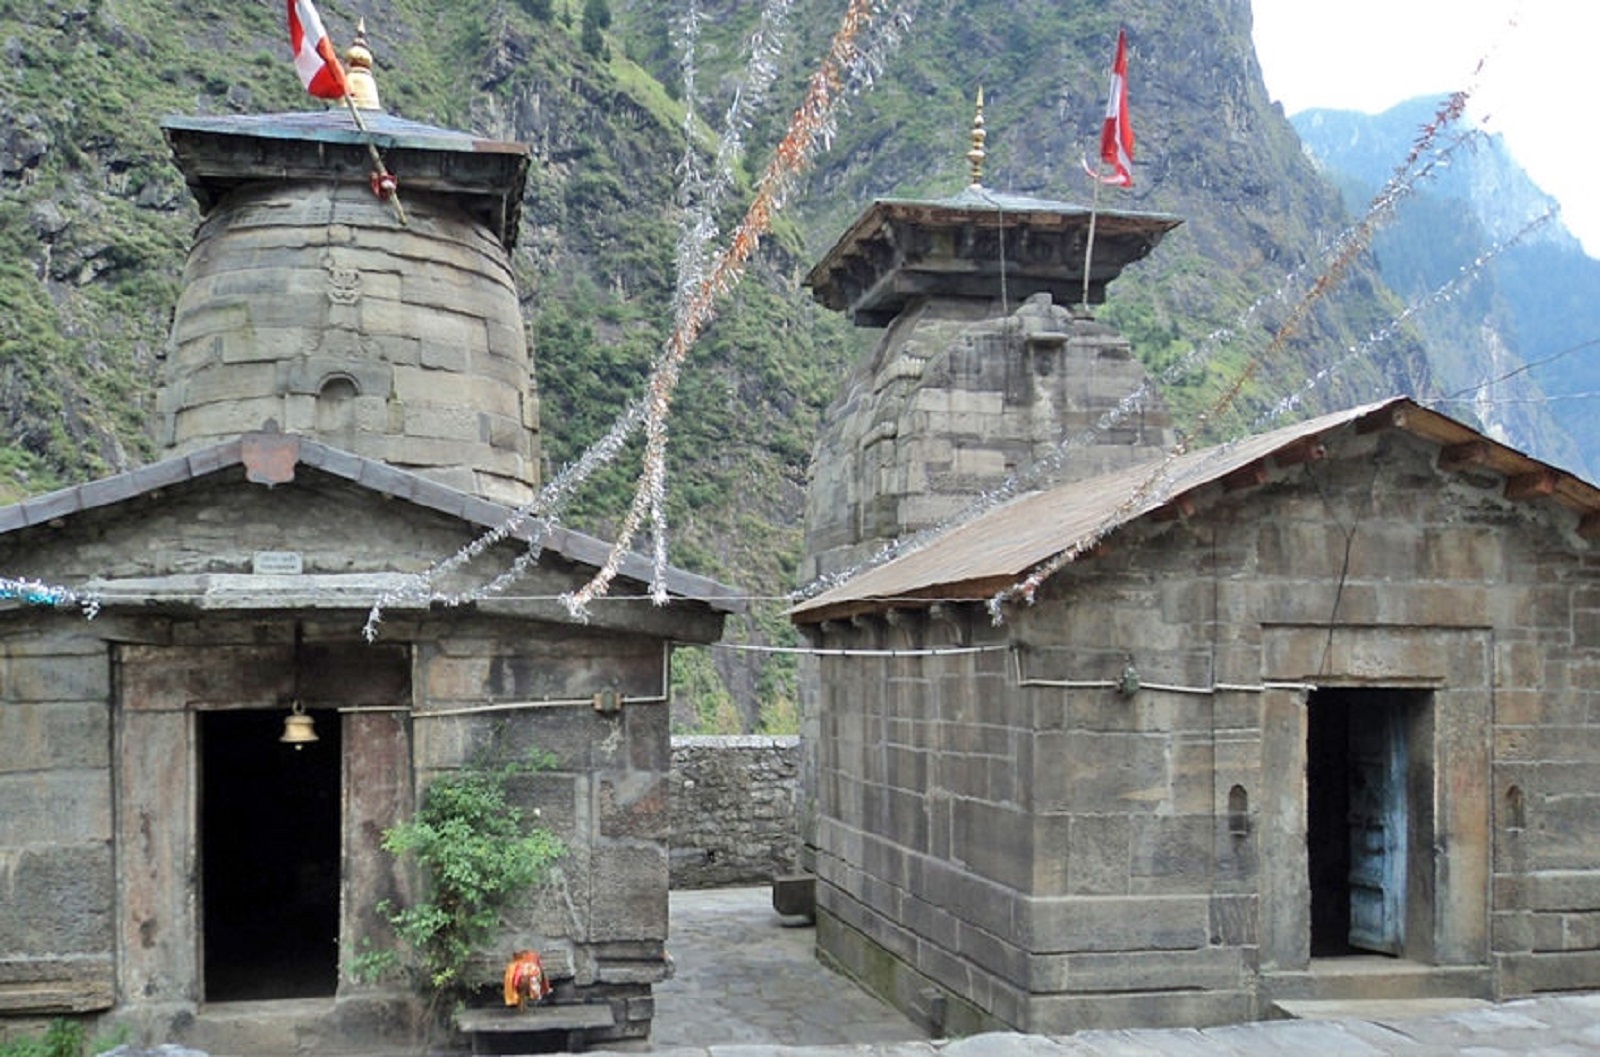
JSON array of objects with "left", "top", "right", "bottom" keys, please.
[
  {"left": 801, "top": 186, "right": 1185, "bottom": 582},
  {"left": 159, "top": 56, "right": 537, "bottom": 504}
]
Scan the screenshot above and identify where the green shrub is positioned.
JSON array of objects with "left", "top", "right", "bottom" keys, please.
[
  {"left": 0, "top": 1019, "right": 84, "bottom": 1057},
  {"left": 351, "top": 748, "right": 565, "bottom": 1001}
]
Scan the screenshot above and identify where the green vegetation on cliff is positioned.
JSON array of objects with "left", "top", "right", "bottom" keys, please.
[{"left": 2, "top": 0, "right": 1558, "bottom": 728}]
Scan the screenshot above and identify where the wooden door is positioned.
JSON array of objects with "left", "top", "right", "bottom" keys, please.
[{"left": 1346, "top": 702, "right": 1406, "bottom": 954}]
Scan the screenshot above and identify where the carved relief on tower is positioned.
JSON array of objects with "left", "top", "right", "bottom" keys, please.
[{"left": 323, "top": 254, "right": 362, "bottom": 306}]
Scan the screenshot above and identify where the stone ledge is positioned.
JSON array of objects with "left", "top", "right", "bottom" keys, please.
[
  {"left": 455, "top": 1003, "right": 617, "bottom": 1054},
  {"left": 0, "top": 957, "right": 115, "bottom": 1014},
  {"left": 455, "top": 1004, "right": 617, "bottom": 1033}
]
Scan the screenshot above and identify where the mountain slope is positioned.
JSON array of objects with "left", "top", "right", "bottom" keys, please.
[
  {"left": 618, "top": 0, "right": 1437, "bottom": 436},
  {"left": 1, "top": 0, "right": 1582, "bottom": 727},
  {"left": 1293, "top": 98, "right": 1597, "bottom": 478}
]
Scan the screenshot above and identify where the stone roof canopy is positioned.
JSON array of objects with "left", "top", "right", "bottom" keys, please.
[{"left": 0, "top": 430, "right": 742, "bottom": 620}]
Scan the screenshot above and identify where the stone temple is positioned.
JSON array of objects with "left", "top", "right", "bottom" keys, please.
[
  {"left": 792, "top": 118, "right": 1600, "bottom": 1034},
  {"left": 0, "top": 29, "right": 736, "bottom": 1054}
]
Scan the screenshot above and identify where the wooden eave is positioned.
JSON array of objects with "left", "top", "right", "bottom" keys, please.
[
  {"left": 161, "top": 111, "right": 531, "bottom": 249},
  {"left": 804, "top": 191, "right": 1182, "bottom": 323}
]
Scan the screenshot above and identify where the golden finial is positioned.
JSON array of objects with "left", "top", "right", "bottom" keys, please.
[
  {"left": 966, "top": 86, "right": 987, "bottom": 188},
  {"left": 344, "top": 18, "right": 382, "bottom": 111}
]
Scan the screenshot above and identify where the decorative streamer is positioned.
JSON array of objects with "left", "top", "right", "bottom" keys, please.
[
  {"left": 791, "top": 108, "right": 1488, "bottom": 609},
  {"left": 362, "top": 0, "right": 911, "bottom": 637},
  {"left": 362, "top": 397, "right": 647, "bottom": 640},
  {"left": 983, "top": 91, "right": 1484, "bottom": 617},
  {"left": 0, "top": 577, "right": 100, "bottom": 619},
  {"left": 1253, "top": 207, "right": 1558, "bottom": 431},
  {"left": 562, "top": 0, "right": 914, "bottom": 619}
]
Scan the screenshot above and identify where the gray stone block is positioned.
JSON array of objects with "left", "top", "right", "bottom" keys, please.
[
  {"left": 0, "top": 772, "right": 111, "bottom": 846},
  {"left": 0, "top": 701, "right": 109, "bottom": 772},
  {"left": 0, "top": 843, "right": 115, "bottom": 952},
  {"left": 1023, "top": 896, "right": 1210, "bottom": 955},
  {"left": 587, "top": 845, "right": 668, "bottom": 943}
]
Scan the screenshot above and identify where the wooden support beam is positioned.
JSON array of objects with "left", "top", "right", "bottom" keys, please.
[
  {"left": 1438, "top": 440, "right": 1492, "bottom": 473},
  {"left": 1579, "top": 511, "right": 1600, "bottom": 540},
  {"left": 1273, "top": 437, "right": 1326, "bottom": 468},
  {"left": 1221, "top": 461, "right": 1269, "bottom": 492},
  {"left": 1356, "top": 406, "right": 1404, "bottom": 434},
  {"left": 1505, "top": 470, "right": 1558, "bottom": 502},
  {"left": 1152, "top": 493, "right": 1197, "bottom": 521}
]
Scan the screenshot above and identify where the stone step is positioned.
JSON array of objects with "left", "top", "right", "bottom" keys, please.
[
  {"left": 1263, "top": 957, "right": 1492, "bottom": 1006},
  {"left": 181, "top": 994, "right": 419, "bottom": 1056},
  {"left": 182, "top": 998, "right": 328, "bottom": 1055},
  {"left": 1274, "top": 996, "right": 1494, "bottom": 1022},
  {"left": 456, "top": 1003, "right": 618, "bottom": 1054}
]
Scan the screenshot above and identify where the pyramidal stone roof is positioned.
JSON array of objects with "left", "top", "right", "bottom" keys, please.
[{"left": 0, "top": 430, "right": 742, "bottom": 616}]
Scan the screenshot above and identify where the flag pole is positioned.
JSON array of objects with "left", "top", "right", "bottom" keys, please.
[
  {"left": 291, "top": 4, "right": 407, "bottom": 225},
  {"left": 1081, "top": 172, "right": 1102, "bottom": 310},
  {"left": 341, "top": 92, "right": 408, "bottom": 227},
  {"left": 1082, "top": 28, "right": 1132, "bottom": 311}
]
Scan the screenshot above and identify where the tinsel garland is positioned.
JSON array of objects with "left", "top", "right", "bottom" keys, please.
[
  {"left": 986, "top": 91, "right": 1485, "bottom": 617},
  {"left": 363, "top": 0, "right": 911, "bottom": 637},
  {"left": 0, "top": 577, "right": 100, "bottom": 619},
  {"left": 1253, "top": 207, "right": 1556, "bottom": 431},
  {"left": 791, "top": 115, "right": 1493, "bottom": 611},
  {"left": 362, "top": 7, "right": 1510, "bottom": 636},
  {"left": 560, "top": 0, "right": 914, "bottom": 619}
]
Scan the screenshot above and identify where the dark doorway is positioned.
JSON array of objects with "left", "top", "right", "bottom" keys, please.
[
  {"left": 1307, "top": 689, "right": 1415, "bottom": 958},
  {"left": 201, "top": 708, "right": 342, "bottom": 1001}
]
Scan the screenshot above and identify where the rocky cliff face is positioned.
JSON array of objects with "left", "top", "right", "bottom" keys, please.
[
  {"left": 0, "top": 0, "right": 1576, "bottom": 725},
  {"left": 1295, "top": 98, "right": 1598, "bottom": 478}
]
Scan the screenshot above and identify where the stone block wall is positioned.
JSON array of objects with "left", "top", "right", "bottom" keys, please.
[
  {"left": 0, "top": 629, "right": 116, "bottom": 1016},
  {"left": 159, "top": 183, "right": 538, "bottom": 506},
  {"left": 0, "top": 466, "right": 727, "bottom": 1051},
  {"left": 803, "top": 294, "right": 1177, "bottom": 582},
  {"left": 669, "top": 735, "right": 800, "bottom": 888},
  {"left": 801, "top": 424, "right": 1600, "bottom": 1034},
  {"left": 410, "top": 622, "right": 677, "bottom": 1015}
]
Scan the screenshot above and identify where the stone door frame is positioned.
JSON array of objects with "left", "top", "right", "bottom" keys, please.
[
  {"left": 1258, "top": 624, "right": 1492, "bottom": 972},
  {"left": 114, "top": 639, "right": 413, "bottom": 1013}
]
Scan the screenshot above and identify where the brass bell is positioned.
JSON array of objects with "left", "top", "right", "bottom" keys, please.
[{"left": 279, "top": 700, "right": 319, "bottom": 749}]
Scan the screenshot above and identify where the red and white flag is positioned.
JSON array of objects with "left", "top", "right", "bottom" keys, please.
[
  {"left": 1096, "top": 29, "right": 1134, "bottom": 187},
  {"left": 288, "top": 0, "right": 349, "bottom": 101}
]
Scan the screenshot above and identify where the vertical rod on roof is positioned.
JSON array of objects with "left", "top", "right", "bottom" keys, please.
[
  {"left": 342, "top": 94, "right": 409, "bottom": 226},
  {"left": 1080, "top": 174, "right": 1102, "bottom": 310}
]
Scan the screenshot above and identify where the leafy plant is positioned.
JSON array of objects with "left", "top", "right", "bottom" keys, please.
[
  {"left": 351, "top": 748, "right": 565, "bottom": 1000},
  {"left": 0, "top": 1019, "right": 84, "bottom": 1057}
]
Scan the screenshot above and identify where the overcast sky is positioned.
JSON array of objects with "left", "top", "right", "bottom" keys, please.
[{"left": 1250, "top": 0, "right": 1600, "bottom": 257}]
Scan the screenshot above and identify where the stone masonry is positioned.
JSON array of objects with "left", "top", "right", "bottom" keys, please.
[
  {"left": 1, "top": 56, "right": 741, "bottom": 1057},
  {"left": 796, "top": 411, "right": 1600, "bottom": 1035},
  {"left": 160, "top": 111, "right": 539, "bottom": 508},
  {"left": 0, "top": 447, "right": 735, "bottom": 1054},
  {"left": 158, "top": 184, "right": 540, "bottom": 506},
  {"left": 802, "top": 293, "right": 1176, "bottom": 584},
  {"left": 669, "top": 736, "right": 801, "bottom": 889}
]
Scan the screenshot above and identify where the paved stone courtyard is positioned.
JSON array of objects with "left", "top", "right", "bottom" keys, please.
[{"left": 637, "top": 886, "right": 1600, "bottom": 1057}]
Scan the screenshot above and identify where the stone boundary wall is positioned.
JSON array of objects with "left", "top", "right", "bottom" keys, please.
[{"left": 669, "top": 735, "right": 799, "bottom": 889}]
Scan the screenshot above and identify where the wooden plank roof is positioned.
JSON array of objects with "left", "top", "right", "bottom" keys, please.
[{"left": 790, "top": 397, "right": 1600, "bottom": 624}]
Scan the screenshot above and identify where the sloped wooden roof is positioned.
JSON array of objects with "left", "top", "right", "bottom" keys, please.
[
  {"left": 791, "top": 397, "right": 1600, "bottom": 624},
  {"left": 0, "top": 430, "right": 742, "bottom": 615}
]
